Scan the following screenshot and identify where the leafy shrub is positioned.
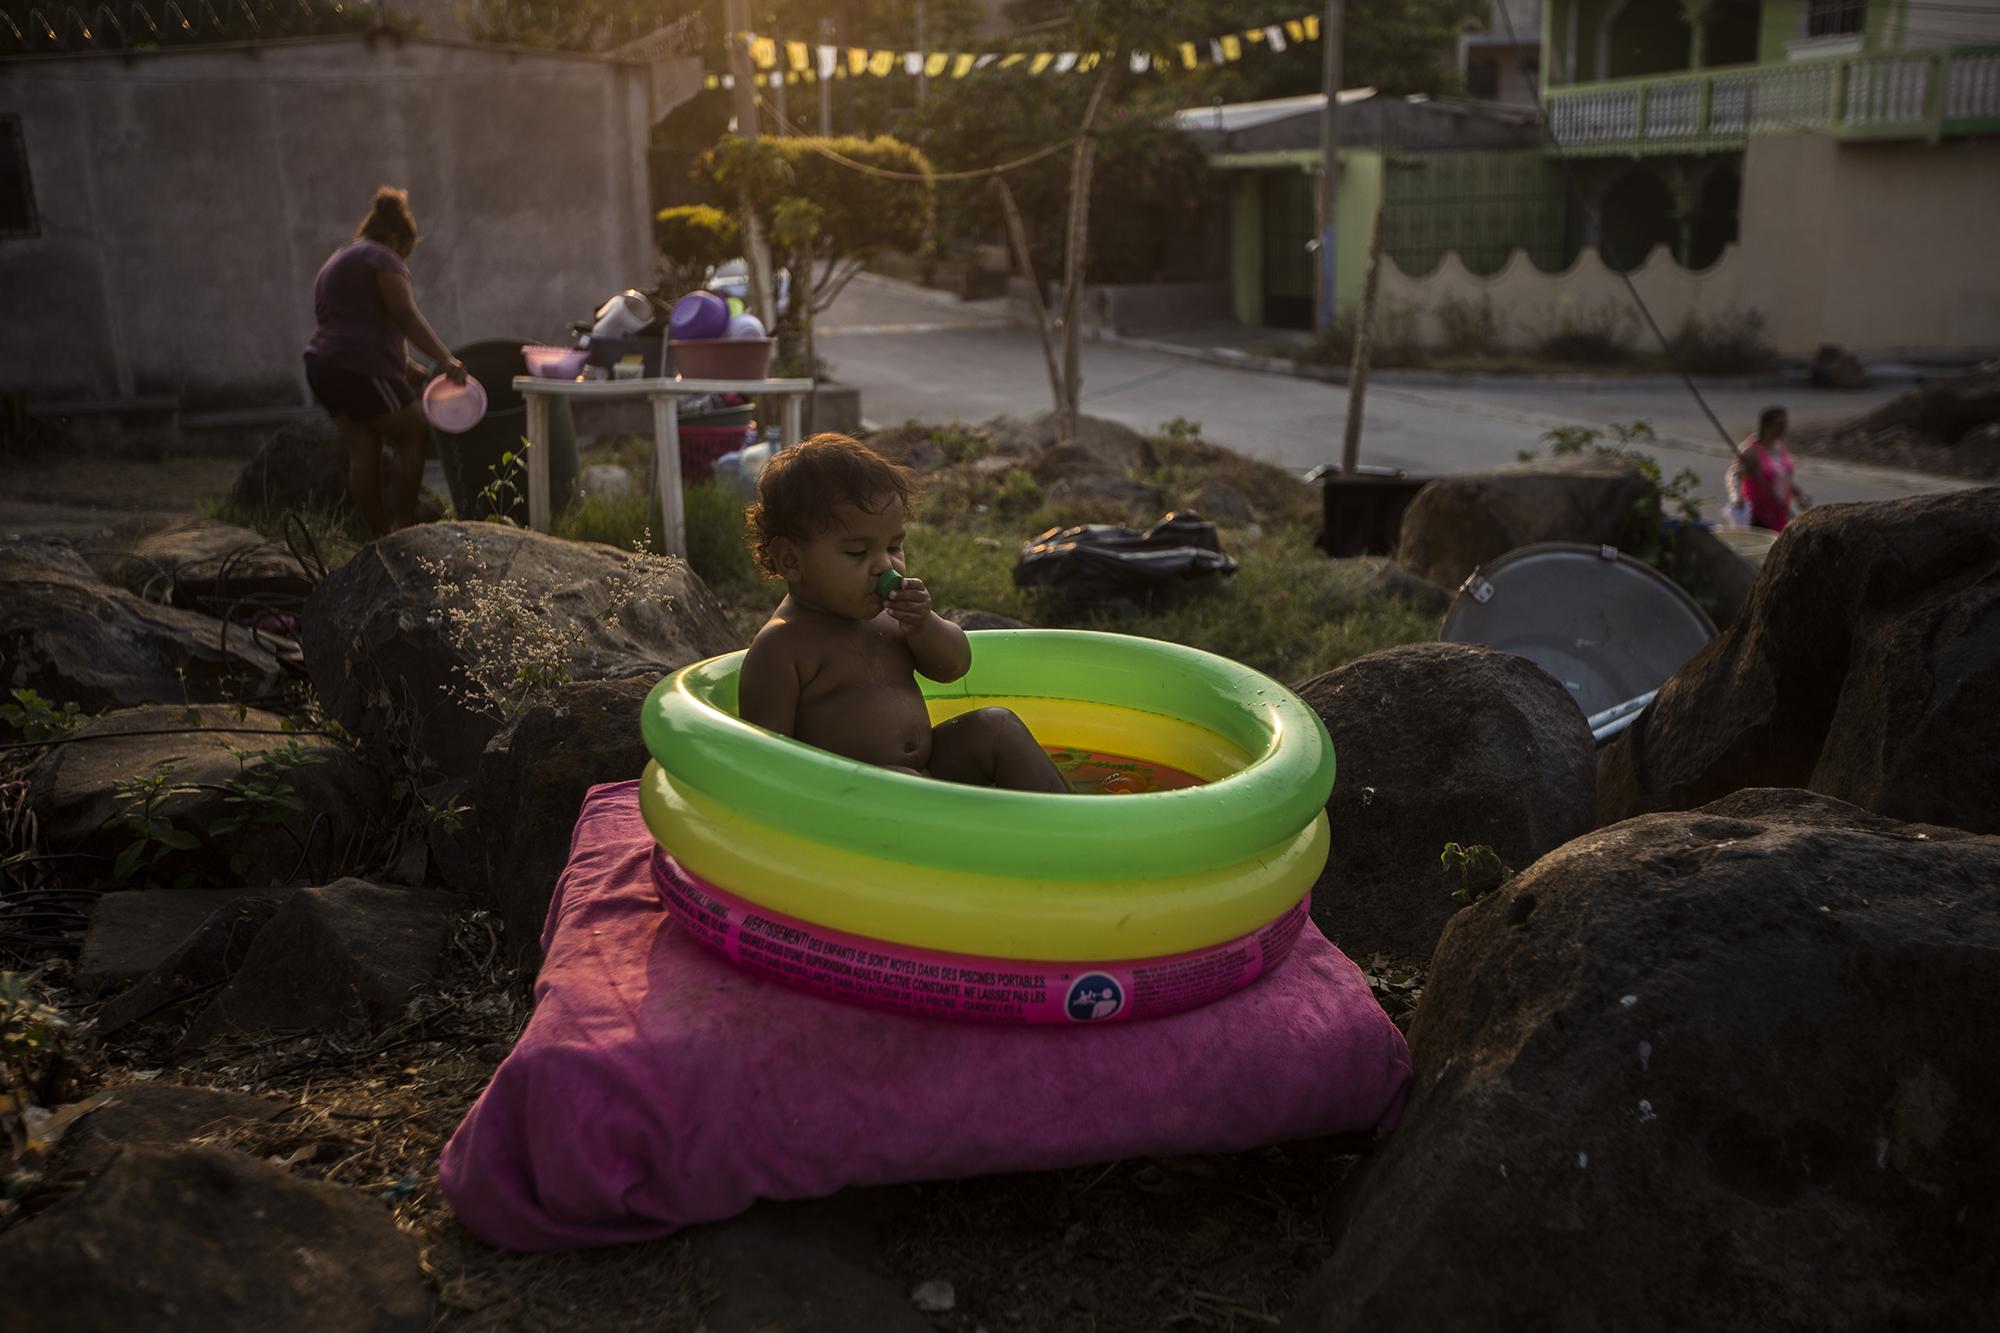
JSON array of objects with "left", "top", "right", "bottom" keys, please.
[
  {"left": 1669, "top": 307, "right": 1779, "bottom": 375},
  {"left": 1533, "top": 298, "right": 1638, "bottom": 365},
  {"left": 681, "top": 480, "right": 764, "bottom": 597},
  {"left": 1434, "top": 293, "right": 1504, "bottom": 358},
  {"left": 654, "top": 205, "right": 739, "bottom": 295},
  {"left": 1302, "top": 302, "right": 1428, "bottom": 370}
]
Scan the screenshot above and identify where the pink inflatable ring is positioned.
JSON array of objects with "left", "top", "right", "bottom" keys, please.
[{"left": 653, "top": 849, "right": 1311, "bottom": 1025}]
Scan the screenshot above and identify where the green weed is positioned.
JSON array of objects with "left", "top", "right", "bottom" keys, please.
[
  {"left": 0, "top": 690, "right": 85, "bottom": 744},
  {"left": 1441, "top": 841, "right": 1514, "bottom": 906}
]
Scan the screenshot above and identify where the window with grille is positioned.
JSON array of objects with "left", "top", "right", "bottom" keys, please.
[
  {"left": 0, "top": 118, "right": 36, "bottom": 238},
  {"left": 1806, "top": 0, "right": 1866, "bottom": 38}
]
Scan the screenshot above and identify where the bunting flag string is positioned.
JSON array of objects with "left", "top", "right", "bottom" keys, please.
[{"left": 700, "top": 12, "right": 1320, "bottom": 91}]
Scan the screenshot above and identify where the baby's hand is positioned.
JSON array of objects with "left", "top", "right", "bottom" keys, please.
[{"left": 886, "top": 577, "right": 932, "bottom": 636}]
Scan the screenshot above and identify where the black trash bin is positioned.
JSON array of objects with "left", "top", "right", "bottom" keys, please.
[
  {"left": 1312, "top": 468, "right": 1433, "bottom": 558},
  {"left": 431, "top": 340, "right": 580, "bottom": 524}
]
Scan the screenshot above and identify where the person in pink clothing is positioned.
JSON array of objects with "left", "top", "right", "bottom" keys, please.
[{"left": 1726, "top": 405, "right": 1812, "bottom": 531}]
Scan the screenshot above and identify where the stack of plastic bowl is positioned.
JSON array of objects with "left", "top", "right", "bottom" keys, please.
[
  {"left": 522, "top": 344, "right": 590, "bottom": 379},
  {"left": 669, "top": 289, "right": 774, "bottom": 380}
]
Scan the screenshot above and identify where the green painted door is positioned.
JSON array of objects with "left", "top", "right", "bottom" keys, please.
[{"left": 1261, "top": 171, "right": 1316, "bottom": 330}]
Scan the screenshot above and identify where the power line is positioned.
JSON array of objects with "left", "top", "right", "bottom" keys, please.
[{"left": 755, "top": 91, "right": 1078, "bottom": 181}]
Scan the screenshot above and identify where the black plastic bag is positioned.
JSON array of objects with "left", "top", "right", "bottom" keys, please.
[{"left": 1013, "top": 510, "right": 1237, "bottom": 615}]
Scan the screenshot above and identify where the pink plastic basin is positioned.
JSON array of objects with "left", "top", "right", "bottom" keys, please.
[
  {"left": 523, "top": 344, "right": 589, "bottom": 379},
  {"left": 671, "top": 337, "right": 774, "bottom": 381},
  {"left": 423, "top": 374, "right": 488, "bottom": 434}
]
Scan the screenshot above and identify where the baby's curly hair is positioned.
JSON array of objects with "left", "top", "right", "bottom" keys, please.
[{"left": 748, "top": 433, "right": 915, "bottom": 578}]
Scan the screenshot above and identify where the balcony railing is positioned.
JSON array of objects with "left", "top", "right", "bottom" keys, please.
[{"left": 1546, "top": 46, "right": 2000, "bottom": 153}]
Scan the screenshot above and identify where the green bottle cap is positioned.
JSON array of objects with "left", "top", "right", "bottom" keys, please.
[{"left": 875, "top": 569, "right": 905, "bottom": 598}]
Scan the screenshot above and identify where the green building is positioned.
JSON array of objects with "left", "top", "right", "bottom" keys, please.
[{"left": 1185, "top": 0, "right": 2000, "bottom": 358}]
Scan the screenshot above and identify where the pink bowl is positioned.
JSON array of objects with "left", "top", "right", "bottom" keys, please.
[
  {"left": 523, "top": 344, "right": 589, "bottom": 379},
  {"left": 423, "top": 373, "right": 487, "bottom": 433}
]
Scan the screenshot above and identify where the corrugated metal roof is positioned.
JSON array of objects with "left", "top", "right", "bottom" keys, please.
[{"left": 1176, "top": 90, "right": 1541, "bottom": 157}]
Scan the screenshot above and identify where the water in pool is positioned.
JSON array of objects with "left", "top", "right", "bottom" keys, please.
[{"left": 1043, "top": 747, "right": 1206, "bottom": 795}]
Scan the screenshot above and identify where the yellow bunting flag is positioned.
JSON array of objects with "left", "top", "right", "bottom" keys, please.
[{"left": 726, "top": 15, "right": 1321, "bottom": 90}]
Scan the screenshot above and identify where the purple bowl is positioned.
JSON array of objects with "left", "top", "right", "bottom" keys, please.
[{"left": 669, "top": 290, "right": 730, "bottom": 342}]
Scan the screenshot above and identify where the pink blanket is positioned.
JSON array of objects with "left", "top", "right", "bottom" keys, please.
[{"left": 439, "top": 782, "right": 1412, "bottom": 1251}]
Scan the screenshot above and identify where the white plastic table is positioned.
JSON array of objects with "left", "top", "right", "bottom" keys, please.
[{"left": 511, "top": 375, "right": 815, "bottom": 556}]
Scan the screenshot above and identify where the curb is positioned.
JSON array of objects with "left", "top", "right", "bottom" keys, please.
[{"left": 1087, "top": 329, "right": 1806, "bottom": 392}]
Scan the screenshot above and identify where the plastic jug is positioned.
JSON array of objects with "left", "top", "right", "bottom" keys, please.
[{"left": 591, "top": 290, "right": 655, "bottom": 341}]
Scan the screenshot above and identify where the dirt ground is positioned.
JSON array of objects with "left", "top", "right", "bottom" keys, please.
[
  {"left": 1, "top": 452, "right": 247, "bottom": 539},
  {"left": 17, "top": 916, "right": 1425, "bottom": 1332}
]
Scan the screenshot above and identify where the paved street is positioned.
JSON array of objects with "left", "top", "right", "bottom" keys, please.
[{"left": 822, "top": 274, "right": 1972, "bottom": 512}]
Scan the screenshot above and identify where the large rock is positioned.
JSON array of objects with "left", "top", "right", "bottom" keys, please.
[
  {"left": 79, "top": 516, "right": 313, "bottom": 617},
  {"left": 185, "top": 879, "right": 460, "bottom": 1042},
  {"left": 1293, "top": 643, "right": 1596, "bottom": 961},
  {"left": 0, "top": 1146, "right": 430, "bottom": 1332},
  {"left": 477, "top": 675, "right": 656, "bottom": 959},
  {"left": 299, "top": 522, "right": 741, "bottom": 781},
  {"left": 61, "top": 1084, "right": 288, "bottom": 1176},
  {"left": 1042, "top": 474, "right": 1168, "bottom": 522},
  {"left": 1665, "top": 519, "right": 1760, "bottom": 628},
  {"left": 1599, "top": 488, "right": 2000, "bottom": 834},
  {"left": 95, "top": 895, "right": 289, "bottom": 1035},
  {"left": 1395, "top": 457, "right": 1656, "bottom": 590},
  {"left": 25, "top": 705, "right": 384, "bottom": 888},
  {"left": 0, "top": 539, "right": 285, "bottom": 716},
  {"left": 76, "top": 888, "right": 290, "bottom": 994},
  {"left": 1286, "top": 789, "right": 2000, "bottom": 1332},
  {"left": 227, "top": 418, "right": 349, "bottom": 514},
  {"left": 1000, "top": 411, "right": 1155, "bottom": 477}
]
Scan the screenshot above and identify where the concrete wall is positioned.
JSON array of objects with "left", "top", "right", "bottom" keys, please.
[
  {"left": 1737, "top": 134, "right": 2000, "bottom": 358},
  {"left": 1077, "top": 282, "right": 1232, "bottom": 336},
  {"left": 0, "top": 35, "right": 694, "bottom": 413},
  {"left": 1376, "top": 242, "right": 1746, "bottom": 351}
]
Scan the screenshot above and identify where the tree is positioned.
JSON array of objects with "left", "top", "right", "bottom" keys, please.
[
  {"left": 697, "top": 134, "right": 936, "bottom": 372},
  {"left": 655, "top": 205, "right": 741, "bottom": 295}
]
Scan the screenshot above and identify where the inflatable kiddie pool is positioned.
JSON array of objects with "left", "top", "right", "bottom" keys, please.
[{"left": 638, "top": 629, "right": 1334, "bottom": 1024}]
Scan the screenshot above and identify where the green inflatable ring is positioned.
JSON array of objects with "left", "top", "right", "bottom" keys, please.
[{"left": 639, "top": 629, "right": 1334, "bottom": 884}]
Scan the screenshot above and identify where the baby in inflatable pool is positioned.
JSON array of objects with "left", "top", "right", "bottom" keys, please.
[{"left": 738, "top": 434, "right": 1069, "bottom": 793}]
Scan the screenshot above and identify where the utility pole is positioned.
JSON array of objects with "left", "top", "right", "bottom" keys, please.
[
  {"left": 819, "top": 16, "right": 834, "bottom": 135},
  {"left": 916, "top": 0, "right": 928, "bottom": 107},
  {"left": 1315, "top": 0, "right": 1344, "bottom": 335},
  {"left": 724, "top": 0, "right": 776, "bottom": 330}
]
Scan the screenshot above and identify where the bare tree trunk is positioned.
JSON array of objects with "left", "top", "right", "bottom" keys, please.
[
  {"left": 1056, "top": 64, "right": 1115, "bottom": 443},
  {"left": 991, "top": 177, "right": 1065, "bottom": 415},
  {"left": 796, "top": 249, "right": 818, "bottom": 377},
  {"left": 1340, "top": 199, "right": 1387, "bottom": 475}
]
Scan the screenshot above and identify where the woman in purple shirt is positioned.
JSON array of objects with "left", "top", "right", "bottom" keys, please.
[{"left": 303, "top": 187, "right": 466, "bottom": 537}]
